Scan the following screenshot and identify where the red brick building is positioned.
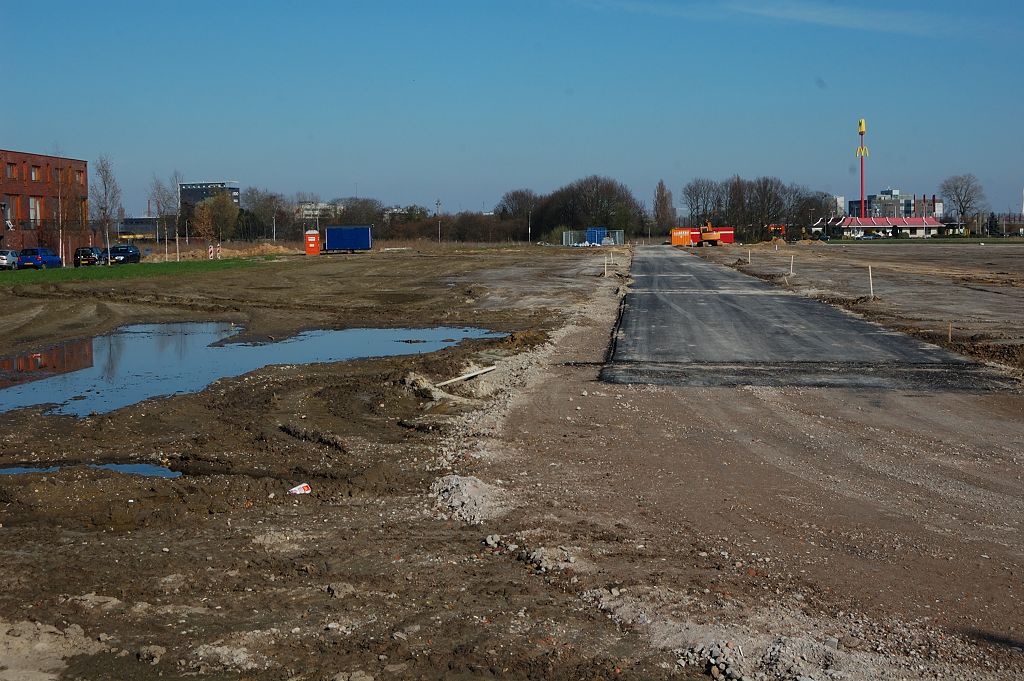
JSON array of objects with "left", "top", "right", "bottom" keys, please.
[{"left": 1, "top": 149, "right": 92, "bottom": 261}]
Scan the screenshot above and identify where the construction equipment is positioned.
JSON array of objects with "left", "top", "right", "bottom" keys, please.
[
  {"left": 694, "top": 221, "right": 721, "bottom": 246},
  {"left": 670, "top": 223, "right": 735, "bottom": 247}
]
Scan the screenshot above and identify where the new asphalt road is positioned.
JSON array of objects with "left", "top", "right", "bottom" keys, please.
[{"left": 602, "top": 246, "right": 1011, "bottom": 390}]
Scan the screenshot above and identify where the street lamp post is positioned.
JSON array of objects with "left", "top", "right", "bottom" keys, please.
[
  {"left": 56, "top": 163, "right": 64, "bottom": 265},
  {"left": 528, "top": 209, "right": 532, "bottom": 244},
  {"left": 436, "top": 199, "right": 441, "bottom": 244}
]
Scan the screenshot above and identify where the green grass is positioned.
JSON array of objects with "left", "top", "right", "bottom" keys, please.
[{"left": 1, "top": 257, "right": 267, "bottom": 285}]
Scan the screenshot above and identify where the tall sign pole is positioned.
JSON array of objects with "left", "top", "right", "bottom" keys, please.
[{"left": 856, "top": 119, "right": 869, "bottom": 218}]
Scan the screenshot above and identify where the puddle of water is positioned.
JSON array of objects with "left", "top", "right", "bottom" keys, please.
[
  {"left": 91, "top": 463, "right": 182, "bottom": 478},
  {"left": 0, "top": 465, "right": 62, "bottom": 475},
  {"left": 0, "top": 463, "right": 181, "bottom": 478},
  {"left": 0, "top": 323, "right": 499, "bottom": 416}
]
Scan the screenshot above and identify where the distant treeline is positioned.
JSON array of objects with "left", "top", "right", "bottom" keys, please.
[{"left": 168, "top": 174, "right": 839, "bottom": 244}]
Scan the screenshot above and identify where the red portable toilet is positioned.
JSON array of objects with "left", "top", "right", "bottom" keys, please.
[{"left": 304, "top": 229, "right": 321, "bottom": 256}]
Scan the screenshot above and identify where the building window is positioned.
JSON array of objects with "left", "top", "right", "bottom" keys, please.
[
  {"left": 29, "top": 197, "right": 42, "bottom": 225},
  {"left": 5, "top": 163, "right": 15, "bottom": 179},
  {"left": 31, "top": 166, "right": 41, "bottom": 181},
  {"left": 76, "top": 170, "right": 84, "bottom": 187}
]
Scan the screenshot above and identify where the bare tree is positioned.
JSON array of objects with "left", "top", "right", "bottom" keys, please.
[
  {"left": 748, "top": 176, "right": 787, "bottom": 238},
  {"left": 681, "top": 178, "right": 720, "bottom": 225},
  {"left": 335, "top": 197, "right": 384, "bottom": 227},
  {"left": 89, "top": 156, "right": 122, "bottom": 263},
  {"left": 242, "top": 187, "right": 291, "bottom": 239},
  {"left": 653, "top": 180, "right": 675, "bottom": 234},
  {"left": 149, "top": 173, "right": 179, "bottom": 253},
  {"left": 720, "top": 176, "right": 749, "bottom": 234},
  {"left": 495, "top": 189, "right": 538, "bottom": 220},
  {"left": 940, "top": 174, "right": 986, "bottom": 234}
]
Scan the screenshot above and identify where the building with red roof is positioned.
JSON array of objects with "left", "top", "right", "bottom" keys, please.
[{"left": 813, "top": 216, "right": 961, "bottom": 239}]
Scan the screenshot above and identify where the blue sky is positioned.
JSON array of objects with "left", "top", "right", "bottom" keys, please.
[{"left": 6, "top": 0, "right": 1023, "bottom": 215}]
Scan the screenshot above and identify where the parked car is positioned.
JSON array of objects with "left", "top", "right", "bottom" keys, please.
[
  {"left": 861, "top": 233, "right": 882, "bottom": 240},
  {"left": 74, "top": 246, "right": 103, "bottom": 267},
  {"left": 0, "top": 249, "right": 18, "bottom": 270},
  {"left": 98, "top": 244, "right": 141, "bottom": 265},
  {"left": 16, "top": 247, "right": 62, "bottom": 269}
]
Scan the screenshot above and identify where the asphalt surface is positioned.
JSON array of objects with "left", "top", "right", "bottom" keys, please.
[{"left": 602, "top": 246, "right": 1013, "bottom": 390}]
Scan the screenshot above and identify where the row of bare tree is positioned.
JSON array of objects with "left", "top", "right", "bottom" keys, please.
[{"left": 678, "top": 176, "right": 838, "bottom": 242}]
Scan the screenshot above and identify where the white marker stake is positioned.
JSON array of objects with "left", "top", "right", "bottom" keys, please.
[
  {"left": 790, "top": 255, "right": 794, "bottom": 275},
  {"left": 747, "top": 249, "right": 751, "bottom": 264},
  {"left": 868, "top": 265, "right": 874, "bottom": 299}
]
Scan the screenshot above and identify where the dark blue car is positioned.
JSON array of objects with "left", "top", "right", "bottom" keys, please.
[{"left": 16, "top": 247, "right": 63, "bottom": 269}]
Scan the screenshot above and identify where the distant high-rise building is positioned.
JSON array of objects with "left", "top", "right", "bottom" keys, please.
[
  {"left": 849, "top": 188, "right": 943, "bottom": 220},
  {"left": 179, "top": 181, "right": 240, "bottom": 209}
]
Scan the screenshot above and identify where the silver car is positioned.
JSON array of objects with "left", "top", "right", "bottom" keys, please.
[{"left": 0, "top": 249, "right": 18, "bottom": 270}]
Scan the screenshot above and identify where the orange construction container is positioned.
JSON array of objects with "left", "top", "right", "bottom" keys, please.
[
  {"left": 670, "top": 227, "right": 693, "bottom": 246},
  {"left": 304, "top": 229, "right": 321, "bottom": 256}
]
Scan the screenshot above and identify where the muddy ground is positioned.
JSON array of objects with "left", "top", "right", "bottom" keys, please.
[{"left": 0, "top": 243, "right": 1022, "bottom": 680}]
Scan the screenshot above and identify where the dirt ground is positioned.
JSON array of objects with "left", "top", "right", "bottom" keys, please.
[{"left": 0, "top": 243, "right": 1021, "bottom": 680}]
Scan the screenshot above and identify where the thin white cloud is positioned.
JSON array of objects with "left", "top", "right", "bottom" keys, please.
[
  {"left": 574, "top": 0, "right": 961, "bottom": 37},
  {"left": 724, "top": 0, "right": 947, "bottom": 36}
]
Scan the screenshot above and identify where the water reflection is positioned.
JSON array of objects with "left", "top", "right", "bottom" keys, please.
[
  {"left": 0, "top": 338, "right": 94, "bottom": 389},
  {"left": 0, "top": 463, "right": 181, "bottom": 478},
  {"left": 0, "top": 323, "right": 497, "bottom": 416}
]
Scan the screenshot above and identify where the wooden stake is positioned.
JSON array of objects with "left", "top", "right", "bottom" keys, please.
[
  {"left": 790, "top": 255, "right": 794, "bottom": 275},
  {"left": 747, "top": 249, "right": 751, "bottom": 264},
  {"left": 948, "top": 321, "right": 952, "bottom": 343},
  {"left": 868, "top": 265, "right": 874, "bottom": 299}
]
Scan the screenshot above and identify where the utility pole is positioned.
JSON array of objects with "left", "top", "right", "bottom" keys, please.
[
  {"left": 436, "top": 199, "right": 441, "bottom": 244},
  {"left": 528, "top": 209, "right": 532, "bottom": 244}
]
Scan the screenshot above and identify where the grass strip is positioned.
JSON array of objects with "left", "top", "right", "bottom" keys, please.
[{"left": 1, "top": 257, "right": 266, "bottom": 285}]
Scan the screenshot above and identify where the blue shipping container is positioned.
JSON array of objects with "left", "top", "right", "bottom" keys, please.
[
  {"left": 585, "top": 227, "right": 607, "bottom": 244},
  {"left": 324, "top": 225, "right": 373, "bottom": 252}
]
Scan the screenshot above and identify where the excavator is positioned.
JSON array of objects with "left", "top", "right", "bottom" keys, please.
[{"left": 693, "top": 221, "right": 721, "bottom": 246}]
